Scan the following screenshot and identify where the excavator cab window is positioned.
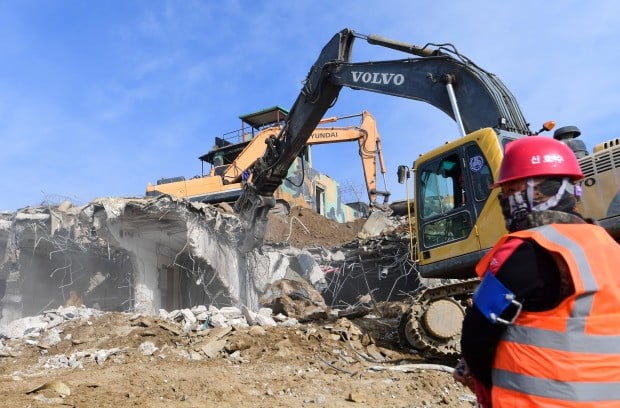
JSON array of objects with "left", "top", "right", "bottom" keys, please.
[
  {"left": 418, "top": 151, "right": 474, "bottom": 249},
  {"left": 213, "top": 165, "right": 229, "bottom": 177},
  {"left": 419, "top": 154, "right": 463, "bottom": 219},
  {"left": 465, "top": 144, "right": 493, "bottom": 203}
]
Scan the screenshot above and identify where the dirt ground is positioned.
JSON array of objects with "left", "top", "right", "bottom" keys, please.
[
  {"left": 0, "top": 312, "right": 475, "bottom": 408},
  {"left": 264, "top": 206, "right": 367, "bottom": 248}
]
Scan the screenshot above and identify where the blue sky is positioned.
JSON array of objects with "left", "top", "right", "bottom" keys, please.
[{"left": 1, "top": 1, "right": 619, "bottom": 211}]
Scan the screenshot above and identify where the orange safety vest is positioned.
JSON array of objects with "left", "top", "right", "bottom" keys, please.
[{"left": 475, "top": 223, "right": 620, "bottom": 408}]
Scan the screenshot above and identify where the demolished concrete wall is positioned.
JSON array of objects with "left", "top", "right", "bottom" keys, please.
[
  {"left": 0, "top": 196, "right": 333, "bottom": 326},
  {"left": 88, "top": 196, "right": 329, "bottom": 313},
  {"left": 0, "top": 202, "right": 135, "bottom": 326}
]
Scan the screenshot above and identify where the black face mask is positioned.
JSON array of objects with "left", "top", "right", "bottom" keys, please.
[
  {"left": 498, "top": 190, "right": 531, "bottom": 232},
  {"left": 498, "top": 178, "right": 578, "bottom": 232}
]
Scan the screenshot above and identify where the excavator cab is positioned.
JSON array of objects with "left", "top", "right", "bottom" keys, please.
[{"left": 414, "top": 128, "right": 510, "bottom": 279}]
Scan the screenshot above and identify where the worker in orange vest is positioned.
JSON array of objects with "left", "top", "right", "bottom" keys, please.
[{"left": 453, "top": 136, "right": 620, "bottom": 407}]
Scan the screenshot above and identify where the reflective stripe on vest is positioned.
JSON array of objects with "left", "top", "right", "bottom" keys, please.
[
  {"left": 487, "top": 224, "right": 620, "bottom": 404},
  {"left": 500, "top": 325, "right": 620, "bottom": 353},
  {"left": 494, "top": 369, "right": 620, "bottom": 402}
]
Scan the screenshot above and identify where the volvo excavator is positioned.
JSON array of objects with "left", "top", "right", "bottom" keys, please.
[
  {"left": 146, "top": 107, "right": 390, "bottom": 221},
  {"left": 234, "top": 28, "right": 620, "bottom": 359}
]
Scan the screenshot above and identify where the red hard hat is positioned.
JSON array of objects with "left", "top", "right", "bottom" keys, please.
[{"left": 495, "top": 136, "right": 584, "bottom": 186}]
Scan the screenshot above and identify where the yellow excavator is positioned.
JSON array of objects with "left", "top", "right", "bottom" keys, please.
[
  {"left": 233, "top": 28, "right": 620, "bottom": 358},
  {"left": 146, "top": 107, "right": 390, "bottom": 219}
]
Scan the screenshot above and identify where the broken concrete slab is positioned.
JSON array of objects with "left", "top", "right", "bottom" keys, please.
[
  {"left": 200, "top": 339, "right": 227, "bottom": 358},
  {"left": 138, "top": 341, "right": 158, "bottom": 356},
  {"left": 0, "top": 316, "right": 48, "bottom": 339},
  {"left": 291, "top": 251, "right": 327, "bottom": 288},
  {"left": 254, "top": 313, "right": 277, "bottom": 327},
  {"left": 357, "top": 209, "right": 398, "bottom": 239},
  {"left": 260, "top": 279, "right": 330, "bottom": 322}
]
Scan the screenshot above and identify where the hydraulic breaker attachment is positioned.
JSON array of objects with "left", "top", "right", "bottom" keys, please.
[{"left": 234, "top": 185, "right": 276, "bottom": 252}]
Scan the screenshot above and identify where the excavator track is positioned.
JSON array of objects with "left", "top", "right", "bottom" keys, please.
[{"left": 398, "top": 279, "right": 480, "bottom": 360}]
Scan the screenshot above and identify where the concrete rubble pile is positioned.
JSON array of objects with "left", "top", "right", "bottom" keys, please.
[
  {"left": 0, "top": 303, "right": 303, "bottom": 368},
  {"left": 0, "top": 304, "right": 295, "bottom": 343},
  {"left": 0, "top": 195, "right": 420, "bottom": 332},
  {"left": 0, "top": 300, "right": 397, "bottom": 376}
]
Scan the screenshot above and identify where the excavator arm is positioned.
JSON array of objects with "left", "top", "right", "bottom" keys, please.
[
  {"left": 235, "top": 28, "right": 530, "bottom": 249},
  {"left": 306, "top": 111, "right": 390, "bottom": 205}
]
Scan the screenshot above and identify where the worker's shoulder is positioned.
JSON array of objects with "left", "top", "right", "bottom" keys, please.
[{"left": 487, "top": 237, "right": 525, "bottom": 273}]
